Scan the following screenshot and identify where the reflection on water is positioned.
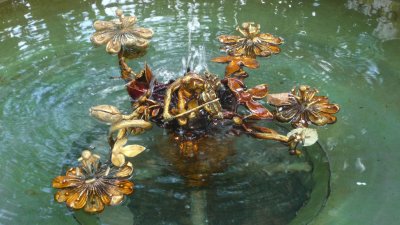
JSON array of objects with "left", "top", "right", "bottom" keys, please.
[
  {"left": 347, "top": 0, "right": 400, "bottom": 40},
  {"left": 1, "top": 0, "right": 400, "bottom": 224}
]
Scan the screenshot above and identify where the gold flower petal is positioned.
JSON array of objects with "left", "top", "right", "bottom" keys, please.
[
  {"left": 122, "top": 16, "right": 137, "bottom": 28},
  {"left": 319, "top": 112, "right": 337, "bottom": 125},
  {"left": 132, "top": 27, "right": 154, "bottom": 39},
  {"left": 66, "top": 189, "right": 88, "bottom": 209},
  {"left": 84, "top": 194, "right": 105, "bottom": 213},
  {"left": 110, "top": 195, "right": 124, "bottom": 206},
  {"left": 276, "top": 107, "right": 297, "bottom": 122},
  {"left": 115, "top": 162, "right": 134, "bottom": 177},
  {"left": 111, "top": 153, "right": 126, "bottom": 167},
  {"left": 54, "top": 189, "right": 70, "bottom": 203},
  {"left": 65, "top": 167, "right": 80, "bottom": 177},
  {"left": 218, "top": 35, "right": 241, "bottom": 44},
  {"left": 121, "top": 145, "right": 146, "bottom": 157},
  {"left": 316, "top": 103, "right": 340, "bottom": 114},
  {"left": 258, "top": 33, "right": 283, "bottom": 45},
  {"left": 52, "top": 176, "right": 82, "bottom": 188},
  {"left": 93, "top": 20, "right": 118, "bottom": 31},
  {"left": 99, "top": 191, "right": 111, "bottom": 206},
  {"left": 106, "top": 38, "right": 122, "bottom": 54},
  {"left": 91, "top": 30, "right": 115, "bottom": 46},
  {"left": 114, "top": 180, "right": 134, "bottom": 195},
  {"left": 133, "top": 38, "right": 150, "bottom": 49},
  {"left": 112, "top": 137, "right": 128, "bottom": 153}
]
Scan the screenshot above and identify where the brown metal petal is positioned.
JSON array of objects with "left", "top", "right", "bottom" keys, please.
[
  {"left": 211, "top": 55, "right": 231, "bottom": 63},
  {"left": 266, "top": 93, "right": 291, "bottom": 106},
  {"left": 245, "top": 100, "right": 273, "bottom": 119},
  {"left": 225, "top": 61, "right": 241, "bottom": 76},
  {"left": 227, "top": 78, "right": 245, "bottom": 93},
  {"left": 247, "top": 84, "right": 269, "bottom": 99},
  {"left": 240, "top": 57, "right": 259, "bottom": 69}
]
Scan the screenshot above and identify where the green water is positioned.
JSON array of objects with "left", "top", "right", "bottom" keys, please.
[{"left": 1, "top": 0, "right": 399, "bottom": 224}]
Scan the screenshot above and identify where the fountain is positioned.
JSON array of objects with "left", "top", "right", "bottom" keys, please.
[{"left": 51, "top": 9, "right": 339, "bottom": 217}]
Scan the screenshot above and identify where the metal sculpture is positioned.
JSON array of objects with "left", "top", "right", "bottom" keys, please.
[{"left": 52, "top": 10, "right": 339, "bottom": 213}]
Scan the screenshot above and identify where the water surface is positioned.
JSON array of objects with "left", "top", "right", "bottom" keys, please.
[{"left": 0, "top": 0, "right": 399, "bottom": 224}]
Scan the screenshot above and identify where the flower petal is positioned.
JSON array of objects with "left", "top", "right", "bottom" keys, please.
[
  {"left": 111, "top": 153, "right": 126, "bottom": 167},
  {"left": 114, "top": 180, "right": 134, "bottom": 195},
  {"left": 115, "top": 162, "right": 134, "bottom": 177},
  {"left": 66, "top": 189, "right": 88, "bottom": 209},
  {"left": 258, "top": 33, "right": 283, "bottom": 45},
  {"left": 93, "top": 20, "right": 118, "bottom": 31},
  {"left": 90, "top": 30, "right": 115, "bottom": 46},
  {"left": 106, "top": 38, "right": 122, "bottom": 54},
  {"left": 267, "top": 44, "right": 281, "bottom": 54},
  {"left": 266, "top": 93, "right": 291, "bottom": 106},
  {"left": 313, "top": 112, "right": 337, "bottom": 125},
  {"left": 225, "top": 61, "right": 241, "bottom": 76},
  {"left": 275, "top": 107, "right": 298, "bottom": 122},
  {"left": 218, "top": 35, "right": 241, "bottom": 44},
  {"left": 110, "top": 195, "right": 124, "bottom": 206},
  {"left": 98, "top": 191, "right": 111, "bottom": 206},
  {"left": 315, "top": 103, "right": 340, "bottom": 114},
  {"left": 247, "top": 84, "right": 269, "bottom": 99},
  {"left": 112, "top": 137, "right": 128, "bottom": 153},
  {"left": 122, "top": 16, "right": 137, "bottom": 28},
  {"left": 132, "top": 27, "right": 154, "bottom": 39},
  {"left": 52, "top": 176, "right": 82, "bottom": 188},
  {"left": 84, "top": 194, "right": 105, "bottom": 213},
  {"left": 227, "top": 78, "right": 245, "bottom": 92},
  {"left": 55, "top": 189, "right": 71, "bottom": 203},
  {"left": 121, "top": 144, "right": 146, "bottom": 157},
  {"left": 211, "top": 55, "right": 231, "bottom": 63},
  {"left": 245, "top": 100, "right": 273, "bottom": 119},
  {"left": 240, "top": 57, "right": 259, "bottom": 69}
]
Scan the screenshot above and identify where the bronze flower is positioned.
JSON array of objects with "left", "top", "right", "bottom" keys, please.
[
  {"left": 52, "top": 151, "right": 134, "bottom": 213},
  {"left": 90, "top": 9, "right": 153, "bottom": 54},
  {"left": 211, "top": 55, "right": 259, "bottom": 77},
  {"left": 227, "top": 78, "right": 273, "bottom": 119},
  {"left": 273, "top": 85, "right": 340, "bottom": 127},
  {"left": 218, "top": 22, "right": 283, "bottom": 58}
]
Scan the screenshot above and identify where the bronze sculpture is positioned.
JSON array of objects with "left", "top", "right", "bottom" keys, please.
[{"left": 52, "top": 9, "right": 339, "bottom": 213}]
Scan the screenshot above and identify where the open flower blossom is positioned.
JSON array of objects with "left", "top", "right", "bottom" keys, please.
[
  {"left": 227, "top": 78, "right": 273, "bottom": 119},
  {"left": 211, "top": 55, "right": 259, "bottom": 77},
  {"left": 218, "top": 22, "right": 283, "bottom": 58},
  {"left": 273, "top": 85, "right": 340, "bottom": 127},
  {"left": 90, "top": 9, "right": 153, "bottom": 54},
  {"left": 52, "top": 150, "right": 134, "bottom": 213}
]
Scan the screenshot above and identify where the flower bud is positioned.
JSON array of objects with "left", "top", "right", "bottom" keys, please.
[{"left": 90, "top": 105, "right": 122, "bottom": 124}]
